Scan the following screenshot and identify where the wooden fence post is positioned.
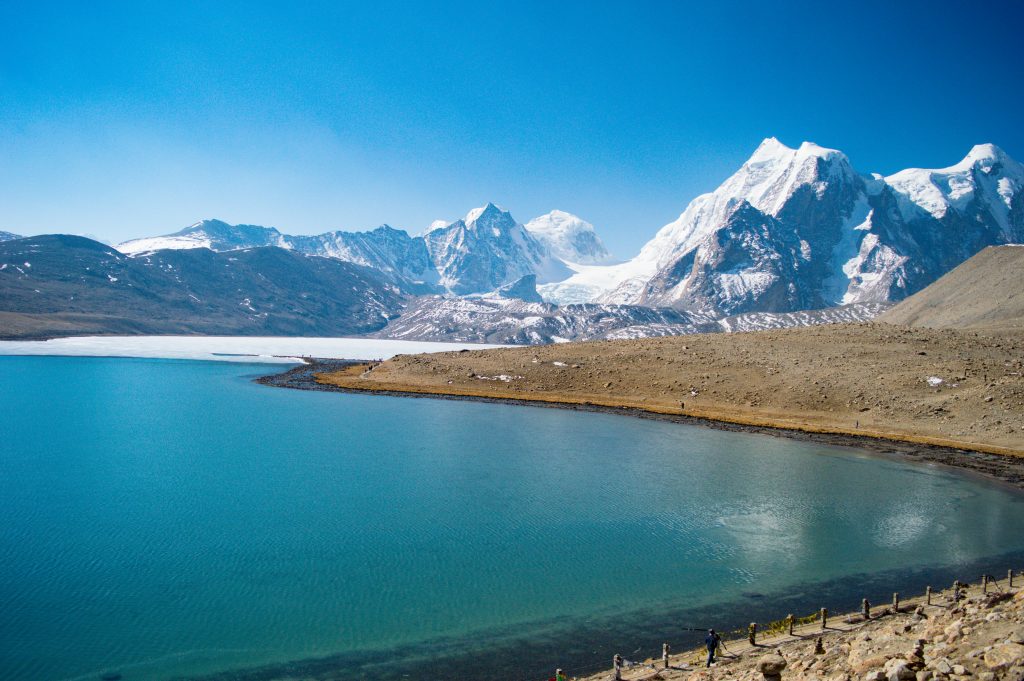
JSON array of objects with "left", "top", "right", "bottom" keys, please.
[
  {"left": 820, "top": 607, "right": 828, "bottom": 630},
  {"left": 926, "top": 586, "right": 932, "bottom": 605},
  {"left": 892, "top": 592, "right": 900, "bottom": 613},
  {"left": 786, "top": 614, "right": 795, "bottom": 636},
  {"left": 982, "top": 574, "right": 989, "bottom": 594},
  {"left": 748, "top": 622, "right": 757, "bottom": 646},
  {"left": 953, "top": 580, "right": 961, "bottom": 601},
  {"left": 663, "top": 643, "right": 670, "bottom": 669},
  {"left": 862, "top": 598, "right": 871, "bottom": 620},
  {"left": 1010, "top": 570, "right": 1015, "bottom": 588}
]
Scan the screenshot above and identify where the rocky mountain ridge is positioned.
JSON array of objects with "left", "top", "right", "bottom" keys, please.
[
  {"left": 116, "top": 204, "right": 573, "bottom": 297},
  {"left": 108, "top": 139, "right": 1022, "bottom": 325},
  {"left": 375, "top": 292, "right": 888, "bottom": 345},
  {"left": 0, "top": 234, "right": 404, "bottom": 338},
  {"left": 5, "top": 139, "right": 1021, "bottom": 343},
  {"left": 548, "top": 139, "right": 1023, "bottom": 318}
]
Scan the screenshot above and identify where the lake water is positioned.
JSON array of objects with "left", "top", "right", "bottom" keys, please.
[{"left": 2, "top": 356, "right": 1024, "bottom": 681}]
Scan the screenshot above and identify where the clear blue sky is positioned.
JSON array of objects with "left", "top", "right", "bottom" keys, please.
[{"left": 1, "top": 0, "right": 1022, "bottom": 255}]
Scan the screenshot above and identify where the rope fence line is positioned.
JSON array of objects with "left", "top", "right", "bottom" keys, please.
[{"left": 523, "top": 569, "right": 1022, "bottom": 681}]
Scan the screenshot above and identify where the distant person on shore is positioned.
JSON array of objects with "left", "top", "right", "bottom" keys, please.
[
  {"left": 555, "top": 668, "right": 567, "bottom": 681},
  {"left": 705, "top": 628, "right": 722, "bottom": 667}
]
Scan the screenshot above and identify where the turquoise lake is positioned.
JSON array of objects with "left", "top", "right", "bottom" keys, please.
[{"left": 2, "top": 356, "right": 1024, "bottom": 681}]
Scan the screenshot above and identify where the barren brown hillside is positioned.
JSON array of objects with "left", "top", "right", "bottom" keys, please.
[
  {"left": 879, "top": 245, "right": 1024, "bottom": 331},
  {"left": 316, "top": 323, "right": 1024, "bottom": 456}
]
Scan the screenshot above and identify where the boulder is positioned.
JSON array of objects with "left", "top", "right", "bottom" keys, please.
[
  {"left": 853, "top": 654, "right": 892, "bottom": 674},
  {"left": 885, "top": 659, "right": 917, "bottom": 681},
  {"left": 983, "top": 643, "right": 1024, "bottom": 671},
  {"left": 759, "top": 653, "right": 789, "bottom": 680},
  {"left": 981, "top": 593, "right": 1012, "bottom": 608}
]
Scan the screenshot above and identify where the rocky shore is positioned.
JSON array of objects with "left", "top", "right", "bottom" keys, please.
[
  {"left": 255, "top": 358, "right": 361, "bottom": 390},
  {"left": 594, "top": 582, "right": 1024, "bottom": 681}
]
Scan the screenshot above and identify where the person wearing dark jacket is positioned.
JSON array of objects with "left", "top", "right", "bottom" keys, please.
[{"left": 705, "top": 629, "right": 722, "bottom": 667}]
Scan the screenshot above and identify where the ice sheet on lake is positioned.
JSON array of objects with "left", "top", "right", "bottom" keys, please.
[{"left": 0, "top": 335, "right": 508, "bottom": 363}]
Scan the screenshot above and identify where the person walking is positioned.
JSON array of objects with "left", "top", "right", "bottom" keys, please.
[{"left": 705, "top": 628, "right": 722, "bottom": 667}]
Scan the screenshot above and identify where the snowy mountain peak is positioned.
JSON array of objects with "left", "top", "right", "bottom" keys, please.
[
  {"left": 797, "top": 140, "right": 843, "bottom": 159},
  {"left": 967, "top": 142, "right": 1004, "bottom": 161},
  {"left": 746, "top": 137, "right": 843, "bottom": 166},
  {"left": 462, "top": 202, "right": 511, "bottom": 230},
  {"left": 525, "top": 210, "right": 613, "bottom": 265},
  {"left": 425, "top": 219, "right": 450, "bottom": 234},
  {"left": 749, "top": 136, "right": 789, "bottom": 161},
  {"left": 117, "top": 219, "right": 287, "bottom": 255},
  {"left": 962, "top": 143, "right": 1021, "bottom": 175},
  {"left": 885, "top": 144, "right": 1023, "bottom": 221},
  {"left": 729, "top": 138, "right": 855, "bottom": 217},
  {"left": 604, "top": 137, "right": 860, "bottom": 281},
  {"left": 888, "top": 143, "right": 1021, "bottom": 181},
  {"left": 578, "top": 140, "right": 1024, "bottom": 315},
  {"left": 753, "top": 135, "right": 782, "bottom": 153},
  {"left": 423, "top": 204, "right": 569, "bottom": 294}
]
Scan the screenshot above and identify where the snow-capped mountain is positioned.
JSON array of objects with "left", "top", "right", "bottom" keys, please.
[
  {"left": 0, "top": 231, "right": 23, "bottom": 242},
  {"left": 118, "top": 219, "right": 438, "bottom": 291},
  {"left": 524, "top": 210, "right": 613, "bottom": 265},
  {"left": 116, "top": 205, "right": 582, "bottom": 296},
  {"left": 422, "top": 203, "right": 570, "bottom": 295},
  {"left": 547, "top": 139, "right": 1023, "bottom": 317},
  {"left": 93, "top": 139, "right": 1023, "bottom": 340},
  {"left": 117, "top": 219, "right": 287, "bottom": 254},
  {"left": 285, "top": 226, "right": 437, "bottom": 289}
]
